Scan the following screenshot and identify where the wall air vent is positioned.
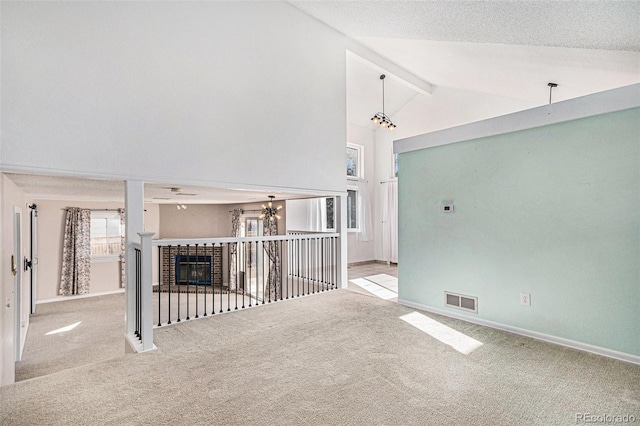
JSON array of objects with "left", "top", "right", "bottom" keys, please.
[{"left": 444, "top": 291, "right": 478, "bottom": 314}]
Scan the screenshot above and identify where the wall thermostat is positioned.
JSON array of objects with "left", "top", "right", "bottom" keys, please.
[{"left": 441, "top": 203, "right": 454, "bottom": 213}]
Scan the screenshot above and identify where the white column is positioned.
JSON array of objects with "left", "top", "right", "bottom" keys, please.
[
  {"left": 139, "top": 232, "right": 155, "bottom": 351},
  {"left": 125, "top": 180, "right": 144, "bottom": 338},
  {"left": 335, "top": 194, "right": 348, "bottom": 289}
]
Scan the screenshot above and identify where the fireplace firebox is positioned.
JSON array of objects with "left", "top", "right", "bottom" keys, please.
[{"left": 175, "top": 255, "right": 212, "bottom": 285}]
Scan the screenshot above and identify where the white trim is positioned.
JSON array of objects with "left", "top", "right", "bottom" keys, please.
[
  {"left": 90, "top": 255, "right": 121, "bottom": 263},
  {"left": 37, "top": 288, "right": 125, "bottom": 304},
  {"left": 395, "top": 83, "right": 640, "bottom": 154},
  {"left": 125, "top": 333, "right": 157, "bottom": 354},
  {"left": 346, "top": 42, "right": 434, "bottom": 96},
  {"left": 398, "top": 299, "right": 640, "bottom": 366},
  {"left": 346, "top": 142, "right": 364, "bottom": 179},
  {"left": 0, "top": 164, "right": 346, "bottom": 198},
  {"left": 154, "top": 233, "right": 339, "bottom": 247}
]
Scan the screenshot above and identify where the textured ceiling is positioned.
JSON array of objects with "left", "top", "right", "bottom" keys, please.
[
  {"left": 292, "top": 1, "right": 640, "bottom": 51},
  {"left": 301, "top": 1, "right": 640, "bottom": 130},
  {"left": 4, "top": 173, "right": 311, "bottom": 205}
]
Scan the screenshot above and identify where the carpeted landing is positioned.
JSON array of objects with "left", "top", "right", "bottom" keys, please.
[{"left": 2, "top": 289, "right": 639, "bottom": 425}]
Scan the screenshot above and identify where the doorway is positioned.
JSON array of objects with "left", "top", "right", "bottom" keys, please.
[{"left": 239, "top": 216, "right": 263, "bottom": 301}]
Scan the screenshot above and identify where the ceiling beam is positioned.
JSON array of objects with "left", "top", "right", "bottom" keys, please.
[{"left": 346, "top": 38, "right": 434, "bottom": 96}]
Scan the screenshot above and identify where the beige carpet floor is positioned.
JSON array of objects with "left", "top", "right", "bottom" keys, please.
[{"left": 2, "top": 288, "right": 639, "bottom": 425}]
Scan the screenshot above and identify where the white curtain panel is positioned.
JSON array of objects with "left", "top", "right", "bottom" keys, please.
[
  {"left": 357, "top": 180, "right": 373, "bottom": 242},
  {"left": 382, "top": 181, "right": 398, "bottom": 263},
  {"left": 306, "top": 198, "right": 327, "bottom": 232}
]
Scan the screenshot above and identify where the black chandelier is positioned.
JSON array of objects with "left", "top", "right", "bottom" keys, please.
[
  {"left": 371, "top": 74, "right": 396, "bottom": 131},
  {"left": 259, "top": 195, "right": 282, "bottom": 222}
]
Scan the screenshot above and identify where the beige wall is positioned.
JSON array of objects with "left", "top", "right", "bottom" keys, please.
[
  {"left": 159, "top": 201, "right": 287, "bottom": 239},
  {"left": 35, "top": 200, "right": 160, "bottom": 301},
  {"left": 1, "top": 174, "right": 32, "bottom": 386}
]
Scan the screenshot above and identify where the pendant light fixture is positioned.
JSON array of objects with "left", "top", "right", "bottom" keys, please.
[
  {"left": 371, "top": 74, "right": 396, "bottom": 131},
  {"left": 259, "top": 195, "right": 282, "bottom": 221},
  {"left": 547, "top": 82, "right": 558, "bottom": 115}
]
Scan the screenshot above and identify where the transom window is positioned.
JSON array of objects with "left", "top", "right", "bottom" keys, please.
[{"left": 347, "top": 143, "right": 364, "bottom": 178}]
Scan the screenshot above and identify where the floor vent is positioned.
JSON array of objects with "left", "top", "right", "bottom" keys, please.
[{"left": 444, "top": 291, "right": 478, "bottom": 313}]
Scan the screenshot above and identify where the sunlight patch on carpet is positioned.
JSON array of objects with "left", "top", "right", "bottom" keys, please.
[
  {"left": 350, "top": 278, "right": 397, "bottom": 300},
  {"left": 364, "top": 274, "right": 398, "bottom": 292},
  {"left": 46, "top": 321, "right": 81, "bottom": 336},
  {"left": 400, "top": 312, "right": 483, "bottom": 355}
]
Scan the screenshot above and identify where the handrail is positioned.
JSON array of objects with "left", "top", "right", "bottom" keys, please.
[{"left": 152, "top": 233, "right": 338, "bottom": 247}]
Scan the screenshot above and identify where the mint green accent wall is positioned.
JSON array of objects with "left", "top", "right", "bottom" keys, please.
[{"left": 398, "top": 108, "right": 640, "bottom": 356}]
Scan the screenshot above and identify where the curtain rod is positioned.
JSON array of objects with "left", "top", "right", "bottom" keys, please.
[
  {"left": 62, "top": 208, "right": 122, "bottom": 211},
  {"left": 228, "top": 209, "right": 262, "bottom": 213}
]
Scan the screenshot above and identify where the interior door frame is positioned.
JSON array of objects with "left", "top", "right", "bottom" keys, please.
[
  {"left": 29, "top": 204, "right": 37, "bottom": 314},
  {"left": 13, "top": 207, "right": 23, "bottom": 362}
]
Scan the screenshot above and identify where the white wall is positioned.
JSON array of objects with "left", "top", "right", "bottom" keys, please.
[
  {"left": 1, "top": 1, "right": 347, "bottom": 195},
  {"left": 346, "top": 124, "right": 376, "bottom": 263},
  {"left": 0, "top": 175, "right": 32, "bottom": 386}
]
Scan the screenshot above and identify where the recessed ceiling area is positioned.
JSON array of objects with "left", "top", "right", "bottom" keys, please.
[{"left": 4, "top": 173, "right": 315, "bottom": 205}]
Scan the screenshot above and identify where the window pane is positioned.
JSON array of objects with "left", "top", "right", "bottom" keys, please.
[
  {"left": 90, "top": 218, "right": 108, "bottom": 256},
  {"left": 106, "top": 217, "right": 122, "bottom": 255},
  {"left": 326, "top": 197, "right": 335, "bottom": 230},
  {"left": 90, "top": 212, "right": 123, "bottom": 257},
  {"left": 347, "top": 190, "right": 357, "bottom": 229},
  {"left": 394, "top": 153, "right": 399, "bottom": 177},
  {"left": 346, "top": 147, "right": 358, "bottom": 177}
]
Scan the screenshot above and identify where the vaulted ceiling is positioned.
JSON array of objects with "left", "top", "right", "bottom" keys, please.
[
  {"left": 6, "top": 1, "right": 640, "bottom": 203},
  {"left": 292, "top": 1, "right": 640, "bottom": 131}
]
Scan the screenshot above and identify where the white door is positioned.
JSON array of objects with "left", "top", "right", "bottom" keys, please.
[{"left": 13, "top": 208, "right": 23, "bottom": 361}]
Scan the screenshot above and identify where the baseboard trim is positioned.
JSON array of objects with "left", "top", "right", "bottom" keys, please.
[
  {"left": 398, "top": 299, "right": 640, "bottom": 366},
  {"left": 348, "top": 260, "right": 377, "bottom": 267},
  {"left": 37, "top": 288, "right": 125, "bottom": 304},
  {"left": 348, "top": 260, "right": 398, "bottom": 267}
]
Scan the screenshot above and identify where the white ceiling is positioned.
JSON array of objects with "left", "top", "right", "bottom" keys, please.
[
  {"left": 6, "top": 1, "right": 640, "bottom": 203},
  {"left": 4, "top": 173, "right": 310, "bottom": 205},
  {"left": 293, "top": 1, "right": 639, "bottom": 51},
  {"left": 297, "top": 1, "right": 640, "bottom": 129}
]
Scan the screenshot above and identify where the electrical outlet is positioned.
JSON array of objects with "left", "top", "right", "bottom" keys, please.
[{"left": 520, "top": 293, "right": 531, "bottom": 306}]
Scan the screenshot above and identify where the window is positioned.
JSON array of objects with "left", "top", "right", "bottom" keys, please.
[
  {"left": 393, "top": 153, "right": 399, "bottom": 177},
  {"left": 324, "top": 193, "right": 358, "bottom": 231},
  {"left": 346, "top": 143, "right": 363, "bottom": 178},
  {"left": 326, "top": 197, "right": 335, "bottom": 230},
  {"left": 347, "top": 189, "right": 358, "bottom": 231},
  {"left": 90, "top": 211, "right": 123, "bottom": 260}
]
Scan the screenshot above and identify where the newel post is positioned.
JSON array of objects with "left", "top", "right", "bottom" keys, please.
[{"left": 139, "top": 232, "right": 155, "bottom": 351}]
